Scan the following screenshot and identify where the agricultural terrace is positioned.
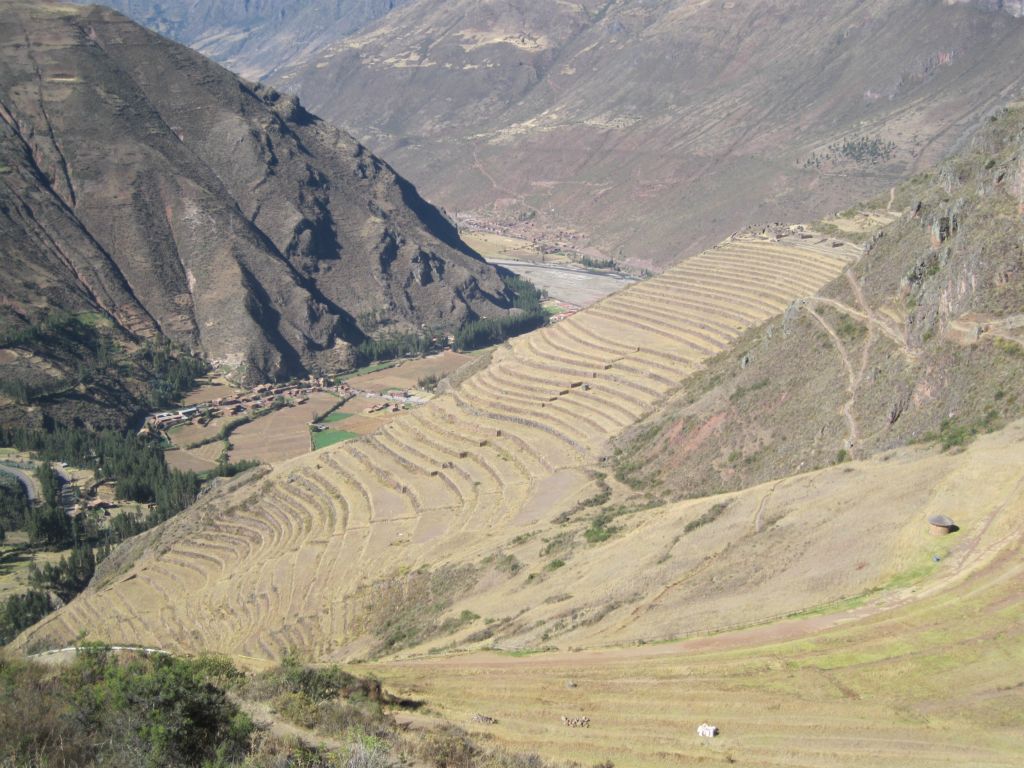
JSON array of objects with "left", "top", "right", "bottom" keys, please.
[{"left": 18, "top": 230, "right": 868, "bottom": 663}]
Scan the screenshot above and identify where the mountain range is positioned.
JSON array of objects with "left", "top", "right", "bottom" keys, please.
[
  {"left": 0, "top": 0, "right": 515, "bottom": 427},
  {"left": 85, "top": 0, "right": 1024, "bottom": 270}
]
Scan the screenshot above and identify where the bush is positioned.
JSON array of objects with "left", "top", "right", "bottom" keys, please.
[
  {"left": 0, "top": 649, "right": 253, "bottom": 767},
  {"left": 418, "top": 726, "right": 478, "bottom": 768},
  {"left": 684, "top": 500, "right": 731, "bottom": 533}
]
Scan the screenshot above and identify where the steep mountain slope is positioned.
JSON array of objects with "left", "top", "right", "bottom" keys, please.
[
  {"left": 261, "top": 0, "right": 1024, "bottom": 270},
  {"left": 0, "top": 1, "right": 513, "bottom": 392},
  {"left": 616, "top": 102, "right": 1024, "bottom": 500},
  {"left": 80, "top": 0, "right": 410, "bottom": 80}
]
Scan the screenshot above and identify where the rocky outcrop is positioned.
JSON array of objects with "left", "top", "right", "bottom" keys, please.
[{"left": 0, "top": 1, "right": 513, "bottom": 383}]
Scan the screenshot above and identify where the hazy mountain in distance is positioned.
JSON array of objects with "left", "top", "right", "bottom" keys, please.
[{"left": 77, "top": 0, "right": 410, "bottom": 80}]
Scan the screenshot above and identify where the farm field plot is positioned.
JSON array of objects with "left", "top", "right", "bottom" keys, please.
[
  {"left": 164, "top": 449, "right": 219, "bottom": 473},
  {"left": 228, "top": 392, "right": 340, "bottom": 464},
  {"left": 0, "top": 533, "right": 70, "bottom": 602},
  {"left": 376, "top": 531, "right": 1024, "bottom": 768},
  {"left": 345, "top": 351, "right": 473, "bottom": 392},
  {"left": 320, "top": 414, "right": 388, "bottom": 437},
  {"left": 166, "top": 419, "right": 226, "bottom": 448},
  {"left": 461, "top": 231, "right": 561, "bottom": 264},
  {"left": 181, "top": 379, "right": 240, "bottom": 405},
  {"left": 312, "top": 430, "right": 359, "bottom": 450}
]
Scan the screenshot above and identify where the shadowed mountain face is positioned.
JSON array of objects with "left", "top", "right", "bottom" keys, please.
[
  {"left": 101, "top": 0, "right": 1024, "bottom": 271},
  {"left": 0, "top": 1, "right": 512, "bottom": 385}
]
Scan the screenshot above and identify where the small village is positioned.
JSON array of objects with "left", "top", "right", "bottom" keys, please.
[{"left": 142, "top": 375, "right": 428, "bottom": 435}]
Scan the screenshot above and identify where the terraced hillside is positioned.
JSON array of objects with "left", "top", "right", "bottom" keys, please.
[{"left": 15, "top": 233, "right": 858, "bottom": 659}]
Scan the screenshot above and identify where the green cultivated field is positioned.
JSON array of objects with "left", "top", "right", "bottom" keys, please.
[{"left": 313, "top": 430, "right": 359, "bottom": 450}]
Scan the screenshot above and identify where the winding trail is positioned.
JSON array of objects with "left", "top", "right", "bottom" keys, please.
[{"left": 805, "top": 306, "right": 861, "bottom": 448}]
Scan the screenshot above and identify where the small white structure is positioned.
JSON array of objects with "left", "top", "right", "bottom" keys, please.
[{"left": 697, "top": 723, "right": 719, "bottom": 738}]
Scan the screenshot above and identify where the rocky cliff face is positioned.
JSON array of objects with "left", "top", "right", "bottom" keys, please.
[{"left": 0, "top": 1, "right": 512, "bottom": 384}]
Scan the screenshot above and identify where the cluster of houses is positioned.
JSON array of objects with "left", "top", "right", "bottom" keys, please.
[
  {"left": 142, "top": 375, "right": 434, "bottom": 437},
  {"left": 143, "top": 377, "right": 346, "bottom": 432}
]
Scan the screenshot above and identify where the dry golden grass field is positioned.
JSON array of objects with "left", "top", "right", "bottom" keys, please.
[
  {"left": 345, "top": 351, "right": 473, "bottom": 392},
  {"left": 228, "top": 392, "right": 341, "bottom": 464},
  {"left": 461, "top": 231, "right": 562, "bottom": 265}
]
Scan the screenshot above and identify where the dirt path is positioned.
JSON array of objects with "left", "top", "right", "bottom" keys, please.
[
  {"left": 752, "top": 482, "right": 780, "bottom": 534},
  {"left": 809, "top": 295, "right": 910, "bottom": 356},
  {"left": 887, "top": 185, "right": 896, "bottom": 212},
  {"left": 234, "top": 697, "right": 347, "bottom": 751},
  {"left": 806, "top": 306, "right": 860, "bottom": 448}
]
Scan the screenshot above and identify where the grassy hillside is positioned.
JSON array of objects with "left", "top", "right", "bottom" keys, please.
[{"left": 615, "top": 104, "right": 1024, "bottom": 500}]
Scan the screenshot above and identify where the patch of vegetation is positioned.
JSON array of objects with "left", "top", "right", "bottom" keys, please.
[
  {"left": 578, "top": 255, "right": 618, "bottom": 270},
  {"left": 237, "top": 650, "right": 396, "bottom": 741},
  {"left": 312, "top": 429, "right": 359, "bottom": 450},
  {"left": 0, "top": 589, "right": 53, "bottom": 646},
  {"left": 454, "top": 274, "right": 547, "bottom": 351},
  {"left": 835, "top": 316, "right": 867, "bottom": 342},
  {"left": 683, "top": 500, "right": 732, "bottom": 534},
  {"left": 920, "top": 412, "right": 1003, "bottom": 452},
  {"left": 483, "top": 551, "right": 522, "bottom": 575},
  {"left": 0, "top": 648, "right": 253, "bottom": 767},
  {"left": 804, "top": 135, "right": 896, "bottom": 168},
  {"left": 438, "top": 609, "right": 481, "bottom": 635},
  {"left": 545, "top": 559, "right": 566, "bottom": 571},
  {"left": 355, "top": 331, "right": 438, "bottom": 366},
  {"left": 540, "top": 531, "right": 574, "bottom": 557},
  {"left": 369, "top": 565, "right": 480, "bottom": 656},
  {"left": 135, "top": 338, "right": 209, "bottom": 408},
  {"left": 319, "top": 410, "right": 353, "bottom": 423},
  {"left": 583, "top": 496, "right": 660, "bottom": 544},
  {"left": 417, "top": 373, "right": 440, "bottom": 391},
  {"left": 201, "top": 457, "right": 262, "bottom": 481},
  {"left": 729, "top": 377, "right": 769, "bottom": 402},
  {"left": 584, "top": 515, "right": 617, "bottom": 543}
]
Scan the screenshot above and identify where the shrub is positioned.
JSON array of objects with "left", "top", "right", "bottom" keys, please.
[
  {"left": 418, "top": 726, "right": 478, "bottom": 768},
  {"left": 684, "top": 500, "right": 732, "bottom": 533}
]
